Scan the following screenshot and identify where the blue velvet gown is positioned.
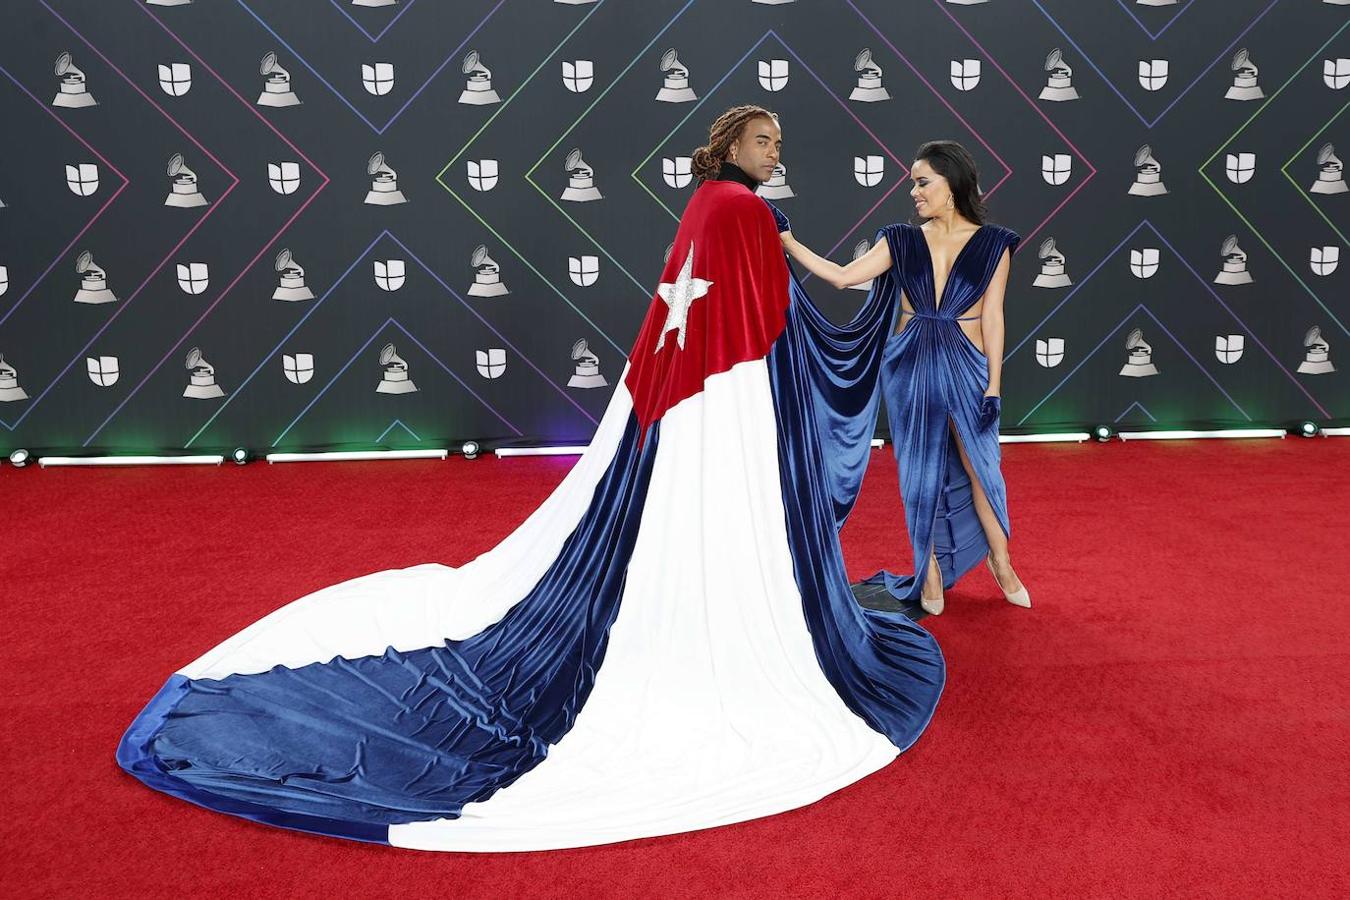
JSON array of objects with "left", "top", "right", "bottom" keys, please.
[{"left": 784, "top": 222, "right": 1021, "bottom": 608}]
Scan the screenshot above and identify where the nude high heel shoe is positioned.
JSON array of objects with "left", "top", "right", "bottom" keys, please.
[
  {"left": 921, "top": 554, "right": 945, "bottom": 616},
  {"left": 987, "top": 555, "right": 1031, "bottom": 608}
]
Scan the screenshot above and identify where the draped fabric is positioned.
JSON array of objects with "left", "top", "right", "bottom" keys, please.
[{"left": 115, "top": 183, "right": 946, "bottom": 852}]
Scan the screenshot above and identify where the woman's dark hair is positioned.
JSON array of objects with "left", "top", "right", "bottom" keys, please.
[
  {"left": 691, "top": 105, "right": 778, "bottom": 182},
  {"left": 914, "top": 139, "right": 988, "bottom": 225}
]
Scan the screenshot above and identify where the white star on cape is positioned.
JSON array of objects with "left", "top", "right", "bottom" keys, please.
[{"left": 654, "top": 241, "right": 714, "bottom": 352}]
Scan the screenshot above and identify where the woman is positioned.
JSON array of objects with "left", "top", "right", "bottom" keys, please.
[{"left": 779, "top": 140, "right": 1031, "bottom": 616}]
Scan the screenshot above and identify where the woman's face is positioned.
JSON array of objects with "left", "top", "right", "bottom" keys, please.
[{"left": 909, "top": 158, "right": 950, "bottom": 217}]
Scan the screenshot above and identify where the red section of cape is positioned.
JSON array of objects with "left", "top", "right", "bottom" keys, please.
[{"left": 624, "top": 179, "right": 789, "bottom": 436}]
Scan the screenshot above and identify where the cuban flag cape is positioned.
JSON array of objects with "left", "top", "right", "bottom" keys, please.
[{"left": 118, "top": 179, "right": 945, "bottom": 852}]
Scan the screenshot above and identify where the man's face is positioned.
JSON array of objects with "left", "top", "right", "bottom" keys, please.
[{"left": 730, "top": 117, "right": 782, "bottom": 183}]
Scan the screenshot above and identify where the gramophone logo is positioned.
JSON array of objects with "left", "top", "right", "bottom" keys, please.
[
  {"left": 663, "top": 156, "right": 693, "bottom": 189},
  {"left": 0, "top": 265, "right": 7, "bottom": 298},
  {"left": 65, "top": 163, "right": 99, "bottom": 196},
  {"left": 1032, "top": 238, "right": 1071, "bottom": 288},
  {"left": 1324, "top": 58, "right": 1350, "bottom": 90},
  {"left": 476, "top": 348, "right": 507, "bottom": 379},
  {"left": 272, "top": 248, "right": 314, "bottom": 301},
  {"left": 258, "top": 51, "right": 301, "bottom": 107},
  {"left": 468, "top": 244, "right": 509, "bottom": 296},
  {"left": 157, "top": 62, "right": 192, "bottom": 97},
  {"left": 568, "top": 339, "right": 607, "bottom": 388},
  {"left": 1138, "top": 59, "right": 1168, "bottom": 92},
  {"left": 376, "top": 343, "right": 417, "bottom": 393},
  {"left": 656, "top": 49, "right": 697, "bottom": 103},
  {"left": 467, "top": 159, "right": 498, "bottom": 192},
  {"left": 1226, "top": 49, "right": 1263, "bottom": 101},
  {"left": 459, "top": 50, "right": 500, "bottom": 105},
  {"left": 1119, "top": 328, "right": 1158, "bottom": 377},
  {"left": 1041, "top": 153, "right": 1072, "bottom": 186},
  {"left": 73, "top": 250, "right": 117, "bottom": 304},
  {"left": 854, "top": 156, "right": 884, "bottom": 188},
  {"left": 183, "top": 347, "right": 225, "bottom": 399},
  {"left": 562, "top": 60, "right": 594, "bottom": 93},
  {"left": 1225, "top": 152, "right": 1256, "bottom": 184},
  {"left": 86, "top": 355, "right": 119, "bottom": 387},
  {"left": 1035, "top": 337, "right": 1065, "bottom": 368},
  {"left": 848, "top": 240, "right": 874, "bottom": 291},
  {"left": 1040, "top": 49, "right": 1078, "bottom": 102},
  {"left": 365, "top": 151, "right": 407, "bottom": 205},
  {"left": 1215, "top": 334, "right": 1245, "bottom": 365},
  {"left": 374, "top": 259, "right": 405, "bottom": 291},
  {"left": 758, "top": 59, "right": 789, "bottom": 92},
  {"left": 1137, "top": 1, "right": 1178, "bottom": 6},
  {"left": 1128, "top": 144, "right": 1167, "bottom": 196},
  {"left": 568, "top": 255, "right": 599, "bottom": 286},
  {"left": 147, "top": 0, "right": 196, "bottom": 6},
  {"left": 1310, "top": 246, "right": 1339, "bottom": 276},
  {"left": 0, "top": 355, "right": 29, "bottom": 402},
  {"left": 561, "top": 148, "right": 602, "bottom": 202},
  {"left": 1299, "top": 326, "right": 1334, "bottom": 373},
  {"left": 176, "top": 261, "right": 209, "bottom": 295},
  {"left": 268, "top": 161, "right": 302, "bottom": 195},
  {"left": 757, "top": 163, "right": 795, "bottom": 199},
  {"left": 362, "top": 62, "right": 395, "bottom": 97},
  {"left": 1130, "top": 247, "right": 1160, "bottom": 279},
  {"left": 282, "top": 352, "right": 314, "bottom": 385},
  {"left": 165, "top": 152, "right": 209, "bottom": 207},
  {"left": 53, "top": 52, "right": 96, "bottom": 108},
  {"left": 850, "top": 49, "right": 890, "bottom": 102},
  {"left": 351, "top": 0, "right": 398, "bottom": 7},
  {"left": 1309, "top": 143, "right": 1347, "bottom": 194},
  {"left": 951, "top": 59, "right": 981, "bottom": 92},
  {"left": 1214, "top": 235, "right": 1253, "bottom": 285},
  {"left": 946, "top": 0, "right": 988, "bottom": 5}
]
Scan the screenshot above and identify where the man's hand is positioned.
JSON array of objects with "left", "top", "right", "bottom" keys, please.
[{"left": 765, "top": 200, "right": 791, "bottom": 234}]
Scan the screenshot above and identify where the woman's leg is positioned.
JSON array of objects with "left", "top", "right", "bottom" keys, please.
[{"left": 947, "top": 418, "right": 1024, "bottom": 595}]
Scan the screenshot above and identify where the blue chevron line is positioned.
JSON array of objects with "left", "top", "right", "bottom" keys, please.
[
  {"left": 1110, "top": 0, "right": 1197, "bottom": 41},
  {"left": 376, "top": 418, "right": 421, "bottom": 442},
  {"left": 1030, "top": 0, "right": 1281, "bottom": 128},
  {"left": 272, "top": 317, "right": 522, "bottom": 447},
  {"left": 1114, "top": 401, "right": 1157, "bottom": 423},
  {"left": 327, "top": 0, "right": 419, "bottom": 43},
  {"left": 1017, "top": 304, "right": 1252, "bottom": 426},
  {"left": 234, "top": 0, "right": 505, "bottom": 135}
]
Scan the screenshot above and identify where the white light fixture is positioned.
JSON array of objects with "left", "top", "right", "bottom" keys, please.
[
  {"left": 495, "top": 446, "right": 588, "bottom": 457},
  {"left": 998, "top": 433, "right": 1092, "bottom": 444},
  {"left": 265, "top": 449, "right": 447, "bottom": 463},
  {"left": 39, "top": 455, "right": 225, "bottom": 467},
  {"left": 1117, "top": 429, "right": 1285, "bottom": 441}
]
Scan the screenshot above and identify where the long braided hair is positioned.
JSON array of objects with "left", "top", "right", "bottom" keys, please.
[{"left": 690, "top": 105, "right": 778, "bottom": 183}]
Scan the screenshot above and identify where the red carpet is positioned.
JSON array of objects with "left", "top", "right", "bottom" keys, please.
[{"left": 4, "top": 439, "right": 1347, "bottom": 898}]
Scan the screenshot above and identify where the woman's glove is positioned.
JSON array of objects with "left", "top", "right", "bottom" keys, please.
[
  {"left": 765, "top": 201, "right": 791, "bottom": 234},
  {"left": 978, "top": 395, "right": 1001, "bottom": 430}
]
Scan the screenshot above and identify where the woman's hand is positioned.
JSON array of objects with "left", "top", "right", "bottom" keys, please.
[{"left": 978, "top": 394, "right": 1001, "bottom": 431}]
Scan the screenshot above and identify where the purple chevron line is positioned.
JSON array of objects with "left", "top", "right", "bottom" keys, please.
[
  {"left": 1017, "top": 304, "right": 1252, "bottom": 426},
  {"left": 273, "top": 317, "right": 523, "bottom": 447},
  {"left": 78, "top": 0, "right": 335, "bottom": 447},
  {"left": 183, "top": 230, "right": 596, "bottom": 447},
  {"left": 1030, "top": 0, "right": 1282, "bottom": 128},
  {"left": 1112, "top": 0, "right": 1198, "bottom": 41},
  {"left": 0, "top": 64, "right": 129, "bottom": 331},
  {"left": 236, "top": 0, "right": 507, "bottom": 135},
  {"left": 1115, "top": 401, "right": 1157, "bottom": 423},
  {"left": 2, "top": 2, "right": 243, "bottom": 432},
  {"left": 1007, "top": 219, "right": 1331, "bottom": 419},
  {"left": 928, "top": 0, "right": 1096, "bottom": 247},
  {"left": 328, "top": 0, "right": 419, "bottom": 43},
  {"left": 842, "top": 2, "right": 1013, "bottom": 201}
]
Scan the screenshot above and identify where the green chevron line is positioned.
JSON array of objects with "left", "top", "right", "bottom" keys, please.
[
  {"left": 1280, "top": 96, "right": 1350, "bottom": 246},
  {"left": 1200, "top": 19, "right": 1350, "bottom": 336},
  {"left": 523, "top": 0, "right": 700, "bottom": 297},
  {"left": 433, "top": 0, "right": 625, "bottom": 355}
]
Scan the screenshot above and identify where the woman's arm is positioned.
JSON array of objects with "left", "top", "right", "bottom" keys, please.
[
  {"left": 980, "top": 248, "right": 1013, "bottom": 396},
  {"left": 780, "top": 231, "right": 892, "bottom": 290}
]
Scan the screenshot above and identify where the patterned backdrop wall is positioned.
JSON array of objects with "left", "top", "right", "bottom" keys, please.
[{"left": 1, "top": 0, "right": 1347, "bottom": 455}]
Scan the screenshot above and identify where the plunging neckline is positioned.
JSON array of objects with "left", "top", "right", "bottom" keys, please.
[{"left": 919, "top": 222, "right": 987, "bottom": 312}]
